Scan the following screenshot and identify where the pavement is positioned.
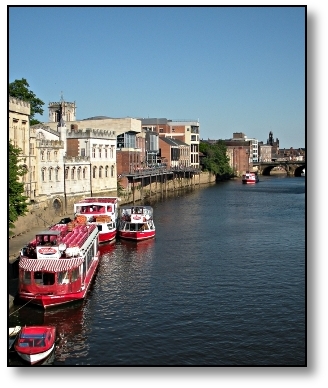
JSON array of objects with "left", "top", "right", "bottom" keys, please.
[{"left": 8, "top": 215, "right": 74, "bottom": 311}]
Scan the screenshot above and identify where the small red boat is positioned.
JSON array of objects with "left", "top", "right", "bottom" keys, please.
[
  {"left": 74, "top": 197, "right": 119, "bottom": 243},
  {"left": 118, "top": 206, "right": 156, "bottom": 241},
  {"left": 14, "top": 326, "right": 56, "bottom": 365},
  {"left": 241, "top": 171, "right": 259, "bottom": 184}
]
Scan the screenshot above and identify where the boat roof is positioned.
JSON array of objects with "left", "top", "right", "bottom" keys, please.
[
  {"left": 120, "top": 205, "right": 153, "bottom": 210},
  {"left": 19, "top": 257, "right": 84, "bottom": 272},
  {"left": 36, "top": 230, "right": 61, "bottom": 236},
  {"left": 75, "top": 197, "right": 118, "bottom": 204}
]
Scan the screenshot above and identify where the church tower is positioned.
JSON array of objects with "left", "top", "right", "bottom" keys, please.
[{"left": 48, "top": 93, "right": 76, "bottom": 123}]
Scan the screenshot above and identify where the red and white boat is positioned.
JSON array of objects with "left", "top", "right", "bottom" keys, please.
[
  {"left": 18, "top": 220, "right": 100, "bottom": 309},
  {"left": 74, "top": 197, "right": 119, "bottom": 243},
  {"left": 241, "top": 171, "right": 259, "bottom": 184},
  {"left": 118, "top": 205, "right": 156, "bottom": 241},
  {"left": 14, "top": 325, "right": 56, "bottom": 365}
]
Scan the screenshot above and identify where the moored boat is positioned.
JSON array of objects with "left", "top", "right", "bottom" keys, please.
[
  {"left": 74, "top": 197, "right": 119, "bottom": 243},
  {"left": 14, "top": 325, "right": 56, "bottom": 365},
  {"left": 117, "top": 205, "right": 156, "bottom": 241},
  {"left": 18, "top": 220, "right": 100, "bottom": 309},
  {"left": 9, "top": 326, "right": 21, "bottom": 350},
  {"left": 241, "top": 171, "right": 259, "bottom": 184}
]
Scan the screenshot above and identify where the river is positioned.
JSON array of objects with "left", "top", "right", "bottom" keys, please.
[{"left": 9, "top": 175, "right": 305, "bottom": 366}]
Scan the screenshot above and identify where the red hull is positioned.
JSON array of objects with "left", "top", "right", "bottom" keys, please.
[
  {"left": 118, "top": 230, "right": 156, "bottom": 241},
  {"left": 19, "top": 256, "right": 99, "bottom": 309},
  {"left": 98, "top": 230, "right": 117, "bottom": 243}
]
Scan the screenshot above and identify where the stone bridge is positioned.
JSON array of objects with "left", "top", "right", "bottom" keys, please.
[{"left": 253, "top": 161, "right": 306, "bottom": 177}]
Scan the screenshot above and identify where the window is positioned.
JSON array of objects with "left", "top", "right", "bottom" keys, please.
[
  {"left": 105, "top": 166, "right": 109, "bottom": 178},
  {"left": 71, "top": 168, "right": 75, "bottom": 180},
  {"left": 41, "top": 151, "right": 45, "bottom": 161},
  {"left": 77, "top": 167, "right": 81, "bottom": 180},
  {"left": 93, "top": 166, "right": 97, "bottom": 178},
  {"left": 99, "top": 148, "right": 102, "bottom": 158},
  {"left": 49, "top": 168, "right": 53, "bottom": 181},
  {"left": 47, "top": 151, "right": 51, "bottom": 161},
  {"left": 92, "top": 148, "right": 96, "bottom": 158},
  {"left": 65, "top": 168, "right": 69, "bottom": 179},
  {"left": 83, "top": 168, "right": 87, "bottom": 179},
  {"left": 99, "top": 166, "right": 103, "bottom": 178},
  {"left": 55, "top": 167, "right": 59, "bottom": 181},
  {"left": 111, "top": 165, "right": 115, "bottom": 177},
  {"left": 54, "top": 151, "right": 58, "bottom": 161},
  {"left": 105, "top": 148, "right": 108, "bottom": 158},
  {"left": 110, "top": 146, "right": 114, "bottom": 159},
  {"left": 41, "top": 168, "right": 46, "bottom": 182}
]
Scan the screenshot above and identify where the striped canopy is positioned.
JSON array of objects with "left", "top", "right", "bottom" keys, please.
[{"left": 19, "top": 257, "right": 84, "bottom": 272}]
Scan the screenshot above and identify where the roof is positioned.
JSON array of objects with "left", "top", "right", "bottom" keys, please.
[
  {"left": 159, "top": 137, "right": 188, "bottom": 147},
  {"left": 19, "top": 257, "right": 84, "bottom": 272},
  {"left": 36, "top": 230, "right": 61, "bottom": 236}
]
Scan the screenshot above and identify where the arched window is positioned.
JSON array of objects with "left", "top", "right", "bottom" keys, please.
[
  {"left": 105, "top": 166, "right": 109, "bottom": 178},
  {"left": 54, "top": 151, "right": 58, "bottom": 161},
  {"left": 83, "top": 167, "right": 87, "bottom": 179},
  {"left": 111, "top": 165, "right": 115, "bottom": 178},
  {"left": 93, "top": 166, "right": 97, "bottom": 178},
  {"left": 99, "top": 148, "right": 102, "bottom": 158},
  {"left": 55, "top": 167, "right": 59, "bottom": 181},
  {"left": 41, "top": 168, "right": 46, "bottom": 182},
  {"left": 110, "top": 146, "right": 114, "bottom": 159},
  {"left": 49, "top": 168, "right": 53, "bottom": 181},
  {"left": 65, "top": 167, "right": 69, "bottom": 180},
  {"left": 41, "top": 151, "right": 45, "bottom": 161},
  {"left": 77, "top": 167, "right": 81, "bottom": 180},
  {"left": 71, "top": 167, "right": 75, "bottom": 180},
  {"left": 99, "top": 166, "right": 103, "bottom": 178},
  {"left": 47, "top": 151, "right": 51, "bottom": 161},
  {"left": 92, "top": 148, "right": 96, "bottom": 158}
]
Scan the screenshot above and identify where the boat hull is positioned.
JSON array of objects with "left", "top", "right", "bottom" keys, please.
[
  {"left": 16, "top": 344, "right": 55, "bottom": 365},
  {"left": 242, "top": 179, "right": 258, "bottom": 184},
  {"left": 98, "top": 229, "right": 117, "bottom": 243},
  {"left": 118, "top": 230, "right": 156, "bottom": 241}
]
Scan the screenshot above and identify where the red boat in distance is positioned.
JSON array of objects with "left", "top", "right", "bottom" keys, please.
[
  {"left": 241, "top": 171, "right": 259, "bottom": 184},
  {"left": 74, "top": 197, "right": 119, "bottom": 243},
  {"left": 14, "top": 325, "right": 56, "bottom": 365},
  {"left": 117, "top": 205, "right": 156, "bottom": 241}
]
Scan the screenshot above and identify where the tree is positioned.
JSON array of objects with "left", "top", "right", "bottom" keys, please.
[
  {"left": 9, "top": 78, "right": 44, "bottom": 126},
  {"left": 9, "top": 141, "right": 28, "bottom": 234},
  {"left": 199, "top": 140, "right": 233, "bottom": 176}
]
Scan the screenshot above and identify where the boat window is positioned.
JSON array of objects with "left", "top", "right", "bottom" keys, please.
[
  {"left": 23, "top": 272, "right": 31, "bottom": 284},
  {"left": 71, "top": 267, "right": 79, "bottom": 282},
  {"left": 97, "top": 225, "right": 103, "bottom": 231},
  {"left": 58, "top": 271, "right": 70, "bottom": 284},
  {"left": 34, "top": 271, "right": 43, "bottom": 284}
]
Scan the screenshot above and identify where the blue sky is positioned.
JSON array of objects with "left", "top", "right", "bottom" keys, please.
[{"left": 9, "top": 6, "right": 305, "bottom": 149}]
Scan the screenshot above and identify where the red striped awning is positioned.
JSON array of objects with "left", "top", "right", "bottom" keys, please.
[{"left": 19, "top": 257, "right": 84, "bottom": 272}]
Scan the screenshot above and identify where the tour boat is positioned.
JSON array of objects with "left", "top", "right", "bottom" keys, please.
[
  {"left": 241, "top": 171, "right": 259, "bottom": 184},
  {"left": 73, "top": 197, "right": 119, "bottom": 243},
  {"left": 14, "top": 325, "right": 56, "bottom": 365},
  {"left": 9, "top": 326, "right": 21, "bottom": 350},
  {"left": 18, "top": 220, "right": 100, "bottom": 309},
  {"left": 117, "top": 205, "right": 156, "bottom": 241}
]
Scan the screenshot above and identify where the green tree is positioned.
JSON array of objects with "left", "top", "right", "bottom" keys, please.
[
  {"left": 200, "top": 140, "right": 233, "bottom": 176},
  {"left": 9, "top": 141, "right": 28, "bottom": 234},
  {"left": 9, "top": 78, "right": 44, "bottom": 126}
]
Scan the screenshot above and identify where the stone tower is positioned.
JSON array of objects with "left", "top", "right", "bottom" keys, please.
[{"left": 48, "top": 93, "right": 76, "bottom": 123}]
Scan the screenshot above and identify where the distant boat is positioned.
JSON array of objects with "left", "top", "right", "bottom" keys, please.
[
  {"left": 241, "top": 171, "right": 259, "bottom": 184},
  {"left": 301, "top": 168, "right": 305, "bottom": 177}
]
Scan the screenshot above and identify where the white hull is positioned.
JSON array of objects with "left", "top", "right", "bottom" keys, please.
[{"left": 16, "top": 344, "right": 55, "bottom": 365}]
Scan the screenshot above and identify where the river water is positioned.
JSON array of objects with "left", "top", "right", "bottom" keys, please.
[{"left": 9, "top": 175, "right": 305, "bottom": 366}]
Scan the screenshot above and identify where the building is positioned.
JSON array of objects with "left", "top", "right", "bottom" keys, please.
[
  {"left": 9, "top": 96, "right": 37, "bottom": 201},
  {"left": 140, "top": 118, "right": 200, "bottom": 170}
]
